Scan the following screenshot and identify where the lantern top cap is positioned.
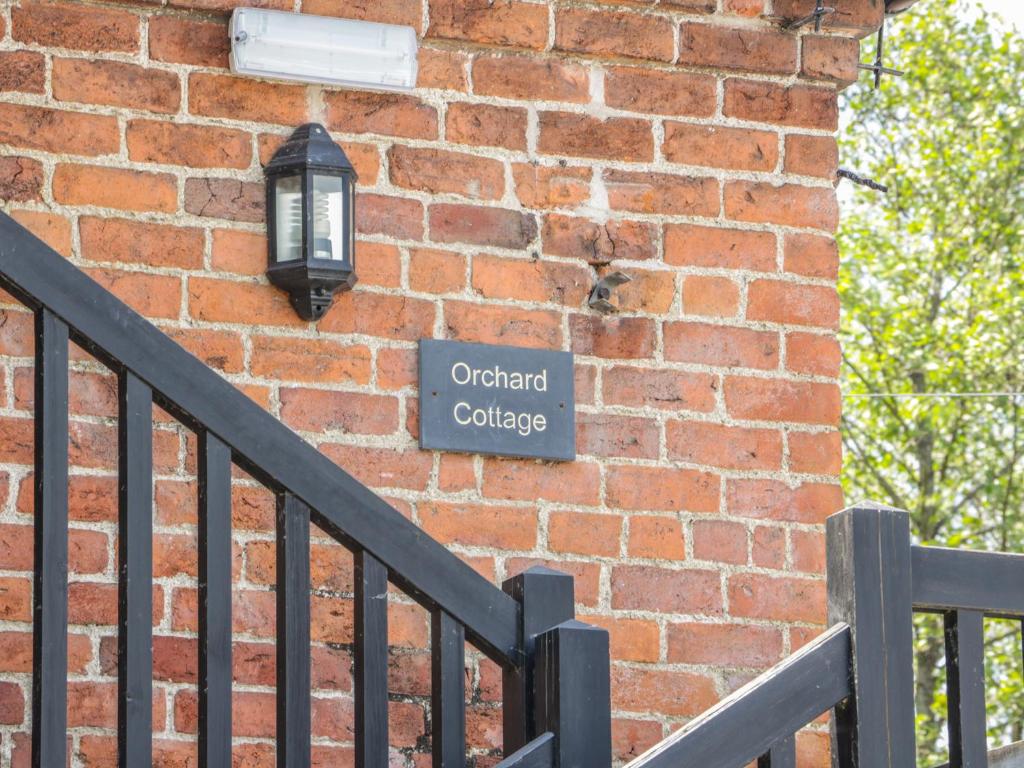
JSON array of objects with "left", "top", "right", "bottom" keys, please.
[{"left": 265, "top": 123, "right": 356, "bottom": 178}]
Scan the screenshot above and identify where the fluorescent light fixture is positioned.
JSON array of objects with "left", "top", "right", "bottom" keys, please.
[{"left": 230, "top": 9, "right": 418, "bottom": 92}]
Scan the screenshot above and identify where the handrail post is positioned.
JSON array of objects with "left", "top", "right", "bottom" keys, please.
[{"left": 827, "top": 503, "right": 916, "bottom": 768}]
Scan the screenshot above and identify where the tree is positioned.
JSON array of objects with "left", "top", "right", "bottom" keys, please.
[{"left": 839, "top": 0, "right": 1024, "bottom": 760}]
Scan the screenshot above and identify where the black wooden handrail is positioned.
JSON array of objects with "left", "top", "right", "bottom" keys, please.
[
  {"left": 625, "top": 623, "right": 852, "bottom": 768},
  {"left": 0, "top": 211, "right": 521, "bottom": 664},
  {"left": 912, "top": 544, "right": 1024, "bottom": 617}
]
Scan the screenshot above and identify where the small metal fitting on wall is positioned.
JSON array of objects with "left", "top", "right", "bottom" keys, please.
[{"left": 588, "top": 272, "right": 632, "bottom": 314}]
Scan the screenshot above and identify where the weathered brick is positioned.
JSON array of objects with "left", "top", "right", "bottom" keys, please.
[
  {"left": 549, "top": 511, "right": 622, "bottom": 557},
  {"left": 53, "top": 165, "right": 177, "bottom": 213},
  {"left": 127, "top": 120, "right": 252, "bottom": 169},
  {"left": 725, "top": 181, "right": 838, "bottom": 231},
  {"left": 190, "top": 73, "right": 308, "bottom": 126},
  {"left": 280, "top": 388, "right": 399, "bottom": 435},
  {"left": 570, "top": 315, "right": 656, "bottom": 360},
  {"left": 302, "top": 0, "right": 423, "bottom": 30},
  {"left": 604, "top": 170, "right": 719, "bottom": 216},
  {"left": 512, "top": 163, "right": 592, "bottom": 210},
  {"left": 79, "top": 217, "right": 204, "bottom": 270},
  {"left": 682, "top": 275, "right": 740, "bottom": 318},
  {"left": 446, "top": 102, "right": 527, "bottom": 150},
  {"left": 471, "top": 254, "right": 591, "bottom": 305},
  {"left": 605, "top": 67, "right": 716, "bottom": 117},
  {"left": 320, "top": 444, "right": 432, "bottom": 490},
  {"left": 606, "top": 465, "right": 719, "bottom": 513},
  {"left": 627, "top": 516, "right": 686, "bottom": 560},
  {"left": 664, "top": 122, "right": 779, "bottom": 172},
  {"left": 389, "top": 146, "right": 504, "bottom": 200},
  {"left": 9, "top": 211, "right": 73, "bottom": 256},
  {"left": 603, "top": 366, "right": 717, "bottom": 412},
  {"left": 429, "top": 204, "right": 537, "bottom": 249},
  {"left": 12, "top": 1, "right": 139, "bottom": 52},
  {"left": 728, "top": 573, "right": 825, "bottom": 623},
  {"left": 473, "top": 55, "right": 590, "bottom": 102},
  {"left": 421, "top": 502, "right": 537, "bottom": 550},
  {"left": 801, "top": 35, "right": 860, "bottom": 84},
  {"left": 724, "top": 377, "right": 841, "bottom": 425},
  {"left": 612, "top": 666, "right": 719, "bottom": 717},
  {"left": 53, "top": 59, "right": 180, "bottom": 114},
  {"left": 149, "top": 16, "right": 229, "bottom": 68},
  {"left": 679, "top": 23, "right": 797, "bottom": 74},
  {"left": 86, "top": 268, "right": 182, "bottom": 319},
  {"left": 539, "top": 113, "right": 653, "bottom": 162},
  {"left": 250, "top": 336, "right": 372, "bottom": 385},
  {"left": 786, "top": 331, "right": 841, "bottom": 377},
  {"left": 482, "top": 458, "right": 601, "bottom": 506},
  {"left": 555, "top": 8, "right": 674, "bottom": 62},
  {"left": 0, "top": 50, "right": 45, "bottom": 93},
  {"left": 665, "top": 224, "right": 777, "bottom": 272},
  {"left": 614, "top": 269, "right": 676, "bottom": 314},
  {"left": 320, "top": 293, "right": 436, "bottom": 341},
  {"left": 747, "top": 279, "right": 840, "bottom": 329},
  {"left": 784, "top": 134, "right": 839, "bottom": 180},
  {"left": 0, "top": 157, "right": 43, "bottom": 203},
  {"left": 409, "top": 248, "right": 466, "bottom": 294},
  {"left": 774, "top": 0, "right": 883, "bottom": 36},
  {"left": 664, "top": 322, "right": 779, "bottom": 370},
  {"left": 668, "top": 420, "right": 783, "bottom": 471},
  {"left": 0, "top": 104, "right": 119, "bottom": 157},
  {"left": 417, "top": 47, "right": 469, "bottom": 90},
  {"left": 612, "top": 565, "right": 722, "bottom": 614},
  {"left": 724, "top": 0, "right": 765, "bottom": 15},
  {"left": 588, "top": 616, "right": 660, "bottom": 663},
  {"left": 788, "top": 430, "right": 842, "bottom": 475},
  {"left": 188, "top": 277, "right": 304, "bottom": 328},
  {"left": 543, "top": 215, "right": 657, "bottom": 264},
  {"left": 357, "top": 194, "right": 424, "bottom": 241},
  {"left": 427, "top": 0, "right": 549, "bottom": 50},
  {"left": 668, "top": 623, "right": 783, "bottom": 667},
  {"left": 325, "top": 91, "right": 438, "bottom": 140},
  {"left": 692, "top": 519, "right": 748, "bottom": 564},
  {"left": 578, "top": 413, "right": 660, "bottom": 460},
  {"left": 184, "top": 178, "right": 263, "bottom": 223},
  {"left": 444, "top": 301, "right": 561, "bottom": 349},
  {"left": 724, "top": 79, "right": 838, "bottom": 130},
  {"left": 164, "top": 328, "right": 245, "bottom": 373}
]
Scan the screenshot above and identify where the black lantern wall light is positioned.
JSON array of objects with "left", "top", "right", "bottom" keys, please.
[{"left": 265, "top": 123, "right": 357, "bottom": 321}]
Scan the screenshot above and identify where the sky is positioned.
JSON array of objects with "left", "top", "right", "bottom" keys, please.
[{"left": 975, "top": 0, "right": 1024, "bottom": 29}]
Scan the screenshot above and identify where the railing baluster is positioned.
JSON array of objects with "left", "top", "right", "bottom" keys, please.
[
  {"left": 199, "top": 432, "right": 233, "bottom": 768},
  {"left": 277, "top": 493, "right": 311, "bottom": 768},
  {"left": 32, "top": 309, "right": 69, "bottom": 768},
  {"left": 355, "top": 550, "right": 389, "bottom": 768},
  {"left": 757, "top": 735, "right": 796, "bottom": 768},
  {"left": 945, "top": 610, "right": 988, "bottom": 768},
  {"left": 431, "top": 609, "right": 466, "bottom": 768},
  {"left": 118, "top": 371, "right": 153, "bottom": 766}
]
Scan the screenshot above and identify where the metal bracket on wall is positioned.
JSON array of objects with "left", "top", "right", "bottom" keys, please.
[
  {"left": 858, "top": 22, "right": 905, "bottom": 89},
  {"left": 784, "top": 0, "right": 835, "bottom": 32},
  {"left": 588, "top": 272, "right": 632, "bottom": 314}
]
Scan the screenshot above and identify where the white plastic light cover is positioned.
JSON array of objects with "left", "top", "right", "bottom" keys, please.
[{"left": 230, "top": 8, "right": 418, "bottom": 92}]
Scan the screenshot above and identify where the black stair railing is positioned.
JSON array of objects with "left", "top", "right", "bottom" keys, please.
[{"left": 0, "top": 211, "right": 612, "bottom": 768}]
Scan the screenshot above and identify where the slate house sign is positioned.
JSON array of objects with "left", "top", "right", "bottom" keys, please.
[{"left": 419, "top": 339, "right": 576, "bottom": 461}]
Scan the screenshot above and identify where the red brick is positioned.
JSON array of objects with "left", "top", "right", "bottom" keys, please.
[
  {"left": 604, "top": 367, "right": 717, "bottom": 412},
  {"left": 604, "top": 170, "right": 719, "bottom": 216},
  {"left": 420, "top": 502, "right": 537, "bottom": 550},
  {"left": 664, "top": 322, "right": 779, "bottom": 370},
  {"left": 692, "top": 519, "right": 747, "bottom": 564},
  {"left": 471, "top": 254, "right": 591, "bottom": 305},
  {"left": 320, "top": 293, "right": 436, "bottom": 341},
  {"left": 127, "top": 120, "right": 251, "bottom": 169},
  {"left": 427, "top": 0, "right": 548, "bottom": 49},
  {"left": 724, "top": 79, "right": 838, "bottom": 130},
  {"left": 325, "top": 91, "right": 438, "bottom": 140},
  {"left": 0, "top": 50, "right": 45, "bottom": 94},
  {"left": 548, "top": 511, "right": 622, "bottom": 557},
  {"left": 9, "top": 211, "right": 72, "bottom": 256},
  {"left": 53, "top": 59, "right": 179, "bottom": 114},
  {"left": 784, "top": 233, "right": 839, "bottom": 279},
  {"left": 588, "top": 616, "right": 660, "bottom": 663},
  {"left": 801, "top": 35, "right": 860, "bottom": 84},
  {"left": 0, "top": 157, "right": 43, "bottom": 203},
  {"left": 724, "top": 376, "right": 840, "bottom": 425},
  {"left": 724, "top": 0, "right": 764, "bottom": 15},
  {"left": 753, "top": 524, "right": 786, "bottom": 569},
  {"left": 444, "top": 301, "right": 561, "bottom": 349},
  {"left": 793, "top": 529, "right": 825, "bottom": 573},
  {"left": 164, "top": 328, "right": 245, "bottom": 373},
  {"left": 302, "top": 0, "right": 423, "bottom": 31},
  {"left": 430, "top": 204, "right": 537, "bottom": 249},
  {"left": 789, "top": 430, "right": 842, "bottom": 475},
  {"left": 250, "top": 336, "right": 371, "bottom": 385},
  {"left": 79, "top": 217, "right": 203, "bottom": 270},
  {"left": 188, "top": 277, "right": 303, "bottom": 328},
  {"left": 543, "top": 215, "right": 657, "bottom": 264},
  {"left": 474, "top": 55, "right": 589, "bottom": 102},
  {"left": 786, "top": 331, "right": 841, "bottom": 377},
  {"left": 612, "top": 565, "right": 722, "bottom": 614},
  {"left": 725, "top": 181, "right": 838, "bottom": 231},
  {"left": 612, "top": 666, "right": 718, "bottom": 717},
  {"left": 389, "top": 146, "right": 504, "bottom": 200},
  {"left": 668, "top": 623, "right": 783, "bottom": 667},
  {"left": 668, "top": 420, "right": 783, "bottom": 471},
  {"left": 85, "top": 268, "right": 181, "bottom": 319},
  {"left": 320, "top": 445, "right": 432, "bottom": 491},
  {"left": 280, "top": 389, "right": 398, "bottom": 435},
  {"left": 682, "top": 275, "right": 740, "bottom": 318},
  {"left": 184, "top": 178, "right": 263, "bottom": 223},
  {"left": 539, "top": 113, "right": 653, "bottom": 162},
  {"left": 149, "top": 16, "right": 229, "bottom": 68},
  {"left": 482, "top": 458, "right": 601, "bottom": 506},
  {"left": 13, "top": 1, "right": 139, "bottom": 51},
  {"left": 664, "top": 224, "right": 777, "bottom": 272},
  {"left": 605, "top": 67, "right": 716, "bottom": 117},
  {"left": 774, "top": 0, "right": 883, "bottom": 36},
  {"left": 606, "top": 465, "right": 719, "bottom": 513},
  {"left": 728, "top": 573, "right": 825, "bottom": 623},
  {"left": 409, "top": 248, "right": 466, "bottom": 294},
  {"left": 678, "top": 23, "right": 797, "bottom": 74},
  {"left": 627, "top": 516, "right": 685, "bottom": 560},
  {"left": 747, "top": 280, "right": 839, "bottom": 329},
  {"left": 53, "top": 165, "right": 177, "bottom": 213},
  {"left": 0, "top": 577, "right": 31, "bottom": 621},
  {"left": 579, "top": 413, "right": 660, "bottom": 460},
  {"left": 258, "top": 133, "right": 379, "bottom": 183},
  {"left": 555, "top": 8, "right": 674, "bottom": 62},
  {"left": 446, "top": 102, "right": 527, "bottom": 150},
  {"left": 726, "top": 478, "right": 843, "bottom": 524},
  {"left": 417, "top": 47, "right": 469, "bottom": 90},
  {"left": 570, "top": 315, "right": 655, "bottom": 360},
  {"left": 664, "top": 122, "right": 779, "bottom": 172},
  {"left": 512, "top": 164, "right": 592, "bottom": 210},
  {"left": 784, "top": 134, "right": 838, "bottom": 179},
  {"left": 190, "top": 73, "right": 308, "bottom": 126},
  {"left": 357, "top": 194, "right": 424, "bottom": 240},
  {"left": 210, "top": 229, "right": 264, "bottom": 276},
  {"left": 438, "top": 454, "right": 476, "bottom": 493},
  {"left": 0, "top": 103, "right": 119, "bottom": 157}
]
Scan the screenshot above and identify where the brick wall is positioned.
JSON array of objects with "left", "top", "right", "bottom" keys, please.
[{"left": 0, "top": 0, "right": 877, "bottom": 764}]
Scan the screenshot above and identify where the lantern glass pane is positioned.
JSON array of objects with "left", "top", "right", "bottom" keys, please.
[
  {"left": 312, "top": 174, "right": 346, "bottom": 261},
  {"left": 274, "top": 175, "right": 303, "bottom": 262}
]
